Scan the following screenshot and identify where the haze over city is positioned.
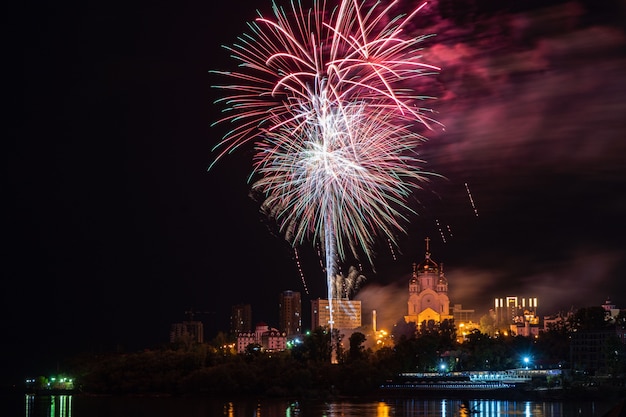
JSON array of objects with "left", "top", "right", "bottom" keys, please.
[{"left": 7, "top": 0, "right": 625, "bottom": 384}]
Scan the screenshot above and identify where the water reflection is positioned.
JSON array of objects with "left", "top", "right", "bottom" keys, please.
[
  {"left": 25, "top": 395, "right": 72, "bottom": 417},
  {"left": 312, "top": 398, "right": 604, "bottom": 417},
  {"left": 377, "top": 402, "right": 390, "bottom": 417},
  {"left": 16, "top": 395, "right": 610, "bottom": 416}
]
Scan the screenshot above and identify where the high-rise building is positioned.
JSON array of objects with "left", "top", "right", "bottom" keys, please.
[
  {"left": 279, "top": 290, "right": 302, "bottom": 336},
  {"left": 311, "top": 299, "right": 361, "bottom": 330},
  {"left": 230, "top": 303, "right": 252, "bottom": 336},
  {"left": 570, "top": 299, "right": 625, "bottom": 373},
  {"left": 570, "top": 328, "right": 618, "bottom": 374},
  {"left": 169, "top": 321, "right": 204, "bottom": 344},
  {"left": 405, "top": 237, "right": 452, "bottom": 327}
]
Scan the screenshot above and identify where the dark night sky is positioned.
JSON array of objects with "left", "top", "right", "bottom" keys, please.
[{"left": 6, "top": 0, "right": 626, "bottom": 383}]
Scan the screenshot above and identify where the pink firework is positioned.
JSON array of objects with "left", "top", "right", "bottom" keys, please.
[{"left": 211, "top": 0, "right": 440, "bottom": 166}]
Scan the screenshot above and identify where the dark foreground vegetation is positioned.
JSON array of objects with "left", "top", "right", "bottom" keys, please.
[{"left": 54, "top": 307, "right": 626, "bottom": 398}]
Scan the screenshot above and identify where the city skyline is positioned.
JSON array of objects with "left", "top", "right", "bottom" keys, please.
[
  {"left": 7, "top": 0, "right": 625, "bottom": 383},
  {"left": 207, "top": 242, "right": 622, "bottom": 341}
]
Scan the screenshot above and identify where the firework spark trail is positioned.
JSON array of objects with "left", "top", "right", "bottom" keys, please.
[
  {"left": 436, "top": 219, "right": 447, "bottom": 243},
  {"left": 316, "top": 244, "right": 325, "bottom": 271},
  {"left": 324, "top": 208, "right": 336, "bottom": 329},
  {"left": 387, "top": 238, "right": 397, "bottom": 261},
  {"left": 211, "top": 0, "right": 441, "bottom": 334},
  {"left": 465, "top": 182, "right": 479, "bottom": 217},
  {"left": 293, "top": 247, "right": 310, "bottom": 295}
]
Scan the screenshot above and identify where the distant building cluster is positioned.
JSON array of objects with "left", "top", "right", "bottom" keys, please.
[
  {"left": 168, "top": 237, "right": 625, "bottom": 373},
  {"left": 493, "top": 296, "right": 540, "bottom": 337}
]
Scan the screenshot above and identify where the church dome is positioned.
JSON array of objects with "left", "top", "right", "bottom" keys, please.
[
  {"left": 415, "top": 237, "right": 439, "bottom": 273},
  {"left": 417, "top": 254, "right": 438, "bottom": 273}
]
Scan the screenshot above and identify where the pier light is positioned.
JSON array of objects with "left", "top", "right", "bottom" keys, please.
[{"left": 523, "top": 356, "right": 530, "bottom": 369}]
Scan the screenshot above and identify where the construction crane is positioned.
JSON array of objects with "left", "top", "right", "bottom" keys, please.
[{"left": 184, "top": 309, "right": 214, "bottom": 321}]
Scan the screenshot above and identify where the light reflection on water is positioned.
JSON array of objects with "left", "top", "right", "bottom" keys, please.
[
  {"left": 19, "top": 395, "right": 612, "bottom": 417},
  {"left": 25, "top": 394, "right": 72, "bottom": 417}
]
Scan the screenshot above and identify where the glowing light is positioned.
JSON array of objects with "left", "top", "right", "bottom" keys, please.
[
  {"left": 375, "top": 328, "right": 389, "bottom": 347},
  {"left": 377, "top": 402, "right": 390, "bottom": 417}
]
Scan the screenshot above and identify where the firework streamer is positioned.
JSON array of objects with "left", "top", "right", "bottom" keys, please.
[
  {"left": 465, "top": 182, "right": 479, "bottom": 217},
  {"left": 211, "top": 0, "right": 441, "bottom": 339},
  {"left": 316, "top": 244, "right": 325, "bottom": 271},
  {"left": 343, "top": 265, "right": 366, "bottom": 299},
  {"left": 332, "top": 266, "right": 366, "bottom": 299},
  {"left": 436, "top": 219, "right": 447, "bottom": 243},
  {"left": 387, "top": 238, "right": 397, "bottom": 261},
  {"left": 293, "top": 247, "right": 310, "bottom": 295}
]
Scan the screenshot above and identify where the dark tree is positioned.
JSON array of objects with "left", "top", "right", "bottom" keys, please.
[{"left": 347, "top": 332, "right": 367, "bottom": 362}]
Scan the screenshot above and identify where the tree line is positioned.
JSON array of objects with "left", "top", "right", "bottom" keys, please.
[{"left": 62, "top": 306, "right": 625, "bottom": 397}]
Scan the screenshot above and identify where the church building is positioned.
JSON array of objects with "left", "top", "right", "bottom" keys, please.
[{"left": 404, "top": 238, "right": 452, "bottom": 327}]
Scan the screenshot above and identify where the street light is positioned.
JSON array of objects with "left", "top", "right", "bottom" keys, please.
[{"left": 523, "top": 356, "right": 530, "bottom": 369}]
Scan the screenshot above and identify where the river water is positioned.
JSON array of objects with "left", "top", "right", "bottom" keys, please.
[{"left": 7, "top": 393, "right": 621, "bottom": 417}]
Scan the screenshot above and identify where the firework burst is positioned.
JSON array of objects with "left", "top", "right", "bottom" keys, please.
[
  {"left": 211, "top": 0, "right": 441, "bottom": 327},
  {"left": 252, "top": 99, "right": 428, "bottom": 265}
]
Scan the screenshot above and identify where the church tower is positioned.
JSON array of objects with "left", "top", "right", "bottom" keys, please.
[{"left": 405, "top": 237, "right": 452, "bottom": 327}]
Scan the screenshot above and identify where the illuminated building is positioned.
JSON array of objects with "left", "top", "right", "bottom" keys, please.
[
  {"left": 311, "top": 298, "right": 362, "bottom": 330},
  {"left": 452, "top": 304, "right": 478, "bottom": 342},
  {"left": 230, "top": 303, "right": 252, "bottom": 336},
  {"left": 602, "top": 297, "right": 621, "bottom": 323},
  {"left": 279, "top": 290, "right": 302, "bottom": 336},
  {"left": 452, "top": 304, "right": 475, "bottom": 323},
  {"left": 493, "top": 296, "right": 539, "bottom": 337},
  {"left": 404, "top": 237, "right": 452, "bottom": 327},
  {"left": 236, "top": 322, "right": 287, "bottom": 353}
]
